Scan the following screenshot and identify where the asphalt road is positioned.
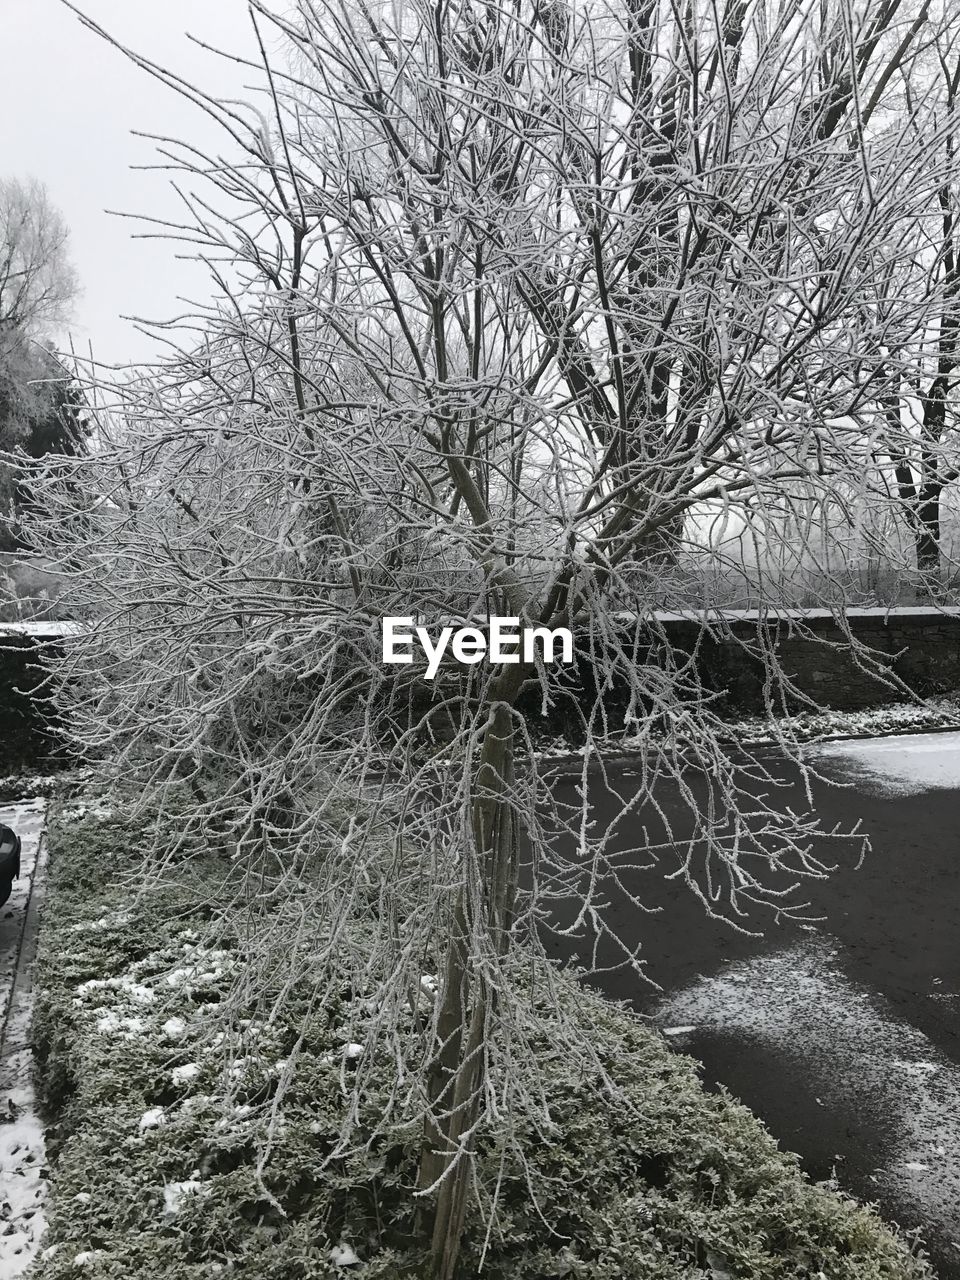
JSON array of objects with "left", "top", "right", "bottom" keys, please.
[{"left": 543, "top": 735, "right": 960, "bottom": 1277}]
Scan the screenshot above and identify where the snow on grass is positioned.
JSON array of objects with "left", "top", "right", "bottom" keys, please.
[
  {"left": 317, "top": 1043, "right": 365, "bottom": 1068},
  {"left": 329, "top": 1243, "right": 361, "bottom": 1267},
  {"left": 63, "top": 911, "right": 135, "bottom": 935},
  {"left": 138, "top": 1108, "right": 166, "bottom": 1132},
  {"left": 530, "top": 698, "right": 960, "bottom": 763},
  {"left": 0, "top": 775, "right": 63, "bottom": 803},
  {"left": 726, "top": 697, "right": 960, "bottom": 745},
  {"left": 662, "top": 698, "right": 960, "bottom": 747},
  {"left": 69, "top": 943, "right": 238, "bottom": 1026},
  {"left": 93, "top": 1011, "right": 146, "bottom": 1037},
  {"left": 639, "top": 606, "right": 960, "bottom": 622},
  {"left": 58, "top": 804, "right": 115, "bottom": 823},
  {"left": 161, "top": 1174, "right": 208, "bottom": 1217},
  {"left": 161, "top": 947, "right": 234, "bottom": 994},
  {"left": 74, "top": 976, "right": 155, "bottom": 1006}
]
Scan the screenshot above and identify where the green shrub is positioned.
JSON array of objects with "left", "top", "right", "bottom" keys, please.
[{"left": 29, "top": 797, "right": 933, "bottom": 1280}]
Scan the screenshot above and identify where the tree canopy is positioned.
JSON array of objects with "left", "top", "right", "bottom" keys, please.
[
  {"left": 0, "top": 176, "right": 86, "bottom": 551},
  {"left": 29, "top": 1, "right": 960, "bottom": 1275}
]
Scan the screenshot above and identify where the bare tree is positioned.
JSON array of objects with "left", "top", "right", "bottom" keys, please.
[
  {"left": 0, "top": 176, "right": 78, "bottom": 339},
  {"left": 872, "top": 33, "right": 960, "bottom": 581},
  {"left": 33, "top": 1, "right": 960, "bottom": 1275},
  {"left": 0, "top": 178, "right": 83, "bottom": 551}
]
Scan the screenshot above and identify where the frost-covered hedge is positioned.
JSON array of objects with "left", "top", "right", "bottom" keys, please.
[{"left": 30, "top": 799, "right": 933, "bottom": 1280}]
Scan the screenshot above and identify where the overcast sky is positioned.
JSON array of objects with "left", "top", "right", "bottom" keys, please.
[{"left": 1, "top": 1, "right": 275, "bottom": 367}]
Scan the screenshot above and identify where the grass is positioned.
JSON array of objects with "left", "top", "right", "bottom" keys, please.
[{"left": 27, "top": 788, "right": 935, "bottom": 1279}]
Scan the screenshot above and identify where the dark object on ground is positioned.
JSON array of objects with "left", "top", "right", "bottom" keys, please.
[{"left": 0, "top": 821, "right": 21, "bottom": 908}]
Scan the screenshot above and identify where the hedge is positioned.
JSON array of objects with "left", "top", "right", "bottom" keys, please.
[{"left": 28, "top": 793, "right": 934, "bottom": 1280}]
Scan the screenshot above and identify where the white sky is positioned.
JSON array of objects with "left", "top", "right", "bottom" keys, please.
[{"left": 1, "top": 0, "right": 274, "bottom": 367}]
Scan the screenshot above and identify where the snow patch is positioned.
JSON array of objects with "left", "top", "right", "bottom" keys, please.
[
  {"left": 0, "top": 798, "right": 48, "bottom": 1278},
  {"left": 138, "top": 1108, "right": 166, "bottom": 1132},
  {"left": 0, "top": 621, "right": 81, "bottom": 638},
  {"left": 319, "top": 1043, "right": 364, "bottom": 1066},
  {"left": 330, "top": 1243, "right": 360, "bottom": 1267},
  {"left": 63, "top": 910, "right": 134, "bottom": 934},
  {"left": 59, "top": 803, "right": 114, "bottom": 822},
  {"left": 810, "top": 731, "right": 960, "bottom": 795},
  {"left": 94, "top": 1011, "right": 146, "bottom": 1037},
  {"left": 75, "top": 976, "right": 155, "bottom": 1005},
  {"left": 656, "top": 939, "right": 960, "bottom": 1240},
  {"left": 162, "top": 1174, "right": 208, "bottom": 1216}
]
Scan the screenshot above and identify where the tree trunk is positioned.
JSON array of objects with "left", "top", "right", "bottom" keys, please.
[
  {"left": 419, "top": 691, "right": 521, "bottom": 1280},
  {"left": 916, "top": 480, "right": 943, "bottom": 580}
]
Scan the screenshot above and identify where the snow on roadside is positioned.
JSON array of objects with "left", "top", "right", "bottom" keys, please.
[
  {"left": 0, "top": 1103, "right": 46, "bottom": 1278},
  {"left": 0, "top": 623, "right": 80, "bottom": 638},
  {"left": 529, "top": 697, "right": 960, "bottom": 764},
  {"left": 0, "top": 800, "right": 48, "bottom": 1279},
  {"left": 723, "top": 697, "right": 960, "bottom": 746},
  {"left": 654, "top": 939, "right": 960, "bottom": 1248},
  {"left": 808, "top": 730, "right": 960, "bottom": 796}
]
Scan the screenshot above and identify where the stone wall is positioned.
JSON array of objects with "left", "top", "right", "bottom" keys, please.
[
  {"left": 652, "top": 608, "right": 960, "bottom": 714},
  {"left": 511, "top": 608, "right": 960, "bottom": 736},
  {"left": 8, "top": 612, "right": 960, "bottom": 767}
]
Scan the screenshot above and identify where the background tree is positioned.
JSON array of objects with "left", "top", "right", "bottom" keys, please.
[
  {"left": 0, "top": 176, "right": 78, "bottom": 337},
  {"left": 0, "top": 176, "right": 85, "bottom": 553},
  {"left": 35, "top": 1, "right": 960, "bottom": 1275},
  {"left": 876, "top": 35, "right": 960, "bottom": 581}
]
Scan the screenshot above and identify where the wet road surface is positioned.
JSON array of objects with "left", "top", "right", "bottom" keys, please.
[{"left": 543, "top": 735, "right": 960, "bottom": 1276}]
